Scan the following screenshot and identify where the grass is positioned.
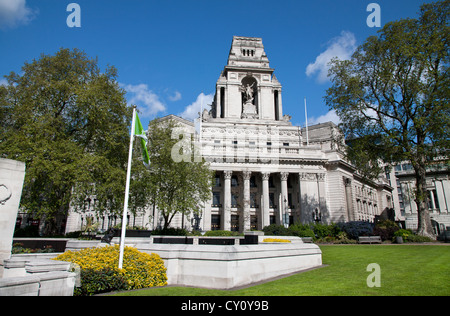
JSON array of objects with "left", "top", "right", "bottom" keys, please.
[{"left": 111, "top": 245, "right": 450, "bottom": 296}]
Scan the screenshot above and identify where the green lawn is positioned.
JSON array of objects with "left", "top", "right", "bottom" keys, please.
[{"left": 112, "top": 245, "right": 450, "bottom": 296}]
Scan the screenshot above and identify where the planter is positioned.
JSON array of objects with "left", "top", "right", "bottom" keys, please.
[{"left": 395, "top": 236, "right": 403, "bottom": 244}]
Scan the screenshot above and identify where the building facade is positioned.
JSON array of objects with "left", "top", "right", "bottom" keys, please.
[
  {"left": 60, "top": 36, "right": 398, "bottom": 234},
  {"left": 188, "top": 36, "right": 394, "bottom": 232},
  {"left": 386, "top": 159, "right": 450, "bottom": 234}
]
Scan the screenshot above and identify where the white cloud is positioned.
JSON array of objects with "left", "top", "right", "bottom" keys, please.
[
  {"left": 306, "top": 31, "right": 357, "bottom": 83},
  {"left": 0, "top": 0, "right": 37, "bottom": 29},
  {"left": 168, "top": 90, "right": 182, "bottom": 101},
  {"left": 179, "top": 92, "right": 214, "bottom": 121},
  {"left": 308, "top": 110, "right": 341, "bottom": 125},
  {"left": 0, "top": 78, "right": 7, "bottom": 86},
  {"left": 122, "top": 83, "right": 166, "bottom": 117}
]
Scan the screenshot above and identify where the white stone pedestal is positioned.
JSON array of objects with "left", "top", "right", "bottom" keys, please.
[{"left": 0, "top": 159, "right": 26, "bottom": 278}]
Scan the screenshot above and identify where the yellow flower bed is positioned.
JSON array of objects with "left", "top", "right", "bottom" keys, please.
[
  {"left": 263, "top": 238, "right": 291, "bottom": 243},
  {"left": 53, "top": 245, "right": 167, "bottom": 295}
]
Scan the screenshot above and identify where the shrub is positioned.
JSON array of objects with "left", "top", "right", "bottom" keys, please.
[
  {"left": 312, "top": 223, "right": 341, "bottom": 239},
  {"left": 374, "top": 220, "right": 400, "bottom": 241},
  {"left": 53, "top": 245, "right": 167, "bottom": 296},
  {"left": 11, "top": 243, "right": 55, "bottom": 254},
  {"left": 76, "top": 268, "right": 127, "bottom": 296},
  {"left": 288, "top": 224, "right": 315, "bottom": 239},
  {"left": 263, "top": 224, "right": 291, "bottom": 236},
  {"left": 204, "top": 230, "right": 241, "bottom": 236},
  {"left": 338, "top": 221, "right": 374, "bottom": 240},
  {"left": 394, "top": 229, "right": 413, "bottom": 239},
  {"left": 334, "top": 232, "right": 357, "bottom": 244},
  {"left": 406, "top": 234, "right": 434, "bottom": 243},
  {"left": 151, "top": 227, "right": 188, "bottom": 236}
]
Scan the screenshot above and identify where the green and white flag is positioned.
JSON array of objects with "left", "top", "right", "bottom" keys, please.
[{"left": 134, "top": 111, "right": 150, "bottom": 167}]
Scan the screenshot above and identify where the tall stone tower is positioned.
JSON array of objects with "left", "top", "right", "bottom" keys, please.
[{"left": 211, "top": 36, "right": 283, "bottom": 121}]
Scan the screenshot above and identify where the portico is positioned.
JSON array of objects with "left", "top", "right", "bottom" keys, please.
[{"left": 206, "top": 169, "right": 328, "bottom": 232}]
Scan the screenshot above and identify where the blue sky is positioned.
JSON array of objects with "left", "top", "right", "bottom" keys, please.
[{"left": 0, "top": 0, "right": 428, "bottom": 129}]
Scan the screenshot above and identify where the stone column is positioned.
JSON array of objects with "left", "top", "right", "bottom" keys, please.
[
  {"left": 429, "top": 189, "right": 436, "bottom": 211},
  {"left": 203, "top": 190, "right": 213, "bottom": 231},
  {"left": 442, "top": 180, "right": 450, "bottom": 213},
  {"left": 299, "top": 172, "right": 317, "bottom": 223},
  {"left": 344, "top": 178, "right": 355, "bottom": 221},
  {"left": 0, "top": 159, "right": 26, "bottom": 278},
  {"left": 435, "top": 180, "right": 449, "bottom": 213},
  {"left": 317, "top": 173, "right": 327, "bottom": 222},
  {"left": 280, "top": 172, "right": 289, "bottom": 226},
  {"left": 222, "top": 170, "right": 232, "bottom": 231},
  {"left": 241, "top": 171, "right": 251, "bottom": 232},
  {"left": 261, "top": 172, "right": 270, "bottom": 229}
]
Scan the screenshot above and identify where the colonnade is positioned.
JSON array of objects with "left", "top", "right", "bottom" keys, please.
[{"left": 204, "top": 170, "right": 328, "bottom": 232}]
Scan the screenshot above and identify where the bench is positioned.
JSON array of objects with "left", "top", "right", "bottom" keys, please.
[{"left": 358, "top": 236, "right": 382, "bottom": 244}]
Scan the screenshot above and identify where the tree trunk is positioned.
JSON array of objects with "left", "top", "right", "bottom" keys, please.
[{"left": 414, "top": 155, "right": 435, "bottom": 239}]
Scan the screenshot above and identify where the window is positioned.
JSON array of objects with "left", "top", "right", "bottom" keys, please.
[
  {"left": 231, "top": 175, "right": 239, "bottom": 187},
  {"left": 269, "top": 176, "right": 275, "bottom": 188},
  {"left": 211, "top": 215, "right": 220, "bottom": 231},
  {"left": 283, "top": 142, "right": 289, "bottom": 147},
  {"left": 250, "top": 193, "right": 258, "bottom": 208},
  {"left": 214, "top": 174, "right": 221, "bottom": 187},
  {"left": 402, "top": 164, "right": 413, "bottom": 171},
  {"left": 212, "top": 192, "right": 221, "bottom": 207},
  {"left": 231, "top": 215, "right": 239, "bottom": 232},
  {"left": 433, "top": 190, "right": 440, "bottom": 209},
  {"left": 267, "top": 141, "right": 272, "bottom": 146},
  {"left": 250, "top": 176, "right": 257, "bottom": 188},
  {"left": 269, "top": 193, "right": 275, "bottom": 208},
  {"left": 231, "top": 193, "right": 239, "bottom": 207},
  {"left": 251, "top": 216, "right": 257, "bottom": 230}
]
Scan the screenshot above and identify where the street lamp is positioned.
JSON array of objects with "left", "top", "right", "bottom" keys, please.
[{"left": 313, "top": 208, "right": 321, "bottom": 223}]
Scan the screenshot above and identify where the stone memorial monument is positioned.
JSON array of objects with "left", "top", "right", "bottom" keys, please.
[{"left": 0, "top": 158, "right": 26, "bottom": 278}]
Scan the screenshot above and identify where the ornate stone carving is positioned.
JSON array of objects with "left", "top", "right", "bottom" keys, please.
[
  {"left": 242, "top": 171, "right": 252, "bottom": 180},
  {"left": 224, "top": 170, "right": 233, "bottom": 179},
  {"left": 317, "top": 173, "right": 326, "bottom": 182},
  {"left": 299, "top": 172, "right": 317, "bottom": 181},
  {"left": 261, "top": 172, "right": 270, "bottom": 181},
  {"left": 280, "top": 172, "right": 289, "bottom": 181}
]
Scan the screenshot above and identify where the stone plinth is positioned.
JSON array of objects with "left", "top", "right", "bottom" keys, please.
[
  {"left": 0, "top": 159, "right": 26, "bottom": 278},
  {"left": 138, "top": 242, "right": 322, "bottom": 289}
]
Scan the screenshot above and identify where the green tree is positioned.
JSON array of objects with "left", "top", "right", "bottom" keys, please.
[
  {"left": 0, "top": 48, "right": 131, "bottom": 235},
  {"left": 147, "top": 118, "right": 213, "bottom": 230},
  {"left": 325, "top": 1, "right": 449, "bottom": 238}
]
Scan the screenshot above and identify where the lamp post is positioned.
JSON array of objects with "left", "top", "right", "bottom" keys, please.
[{"left": 313, "top": 208, "right": 321, "bottom": 223}]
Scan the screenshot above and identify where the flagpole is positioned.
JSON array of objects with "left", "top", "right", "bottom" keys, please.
[
  {"left": 119, "top": 105, "right": 136, "bottom": 269},
  {"left": 304, "top": 97, "right": 309, "bottom": 146}
]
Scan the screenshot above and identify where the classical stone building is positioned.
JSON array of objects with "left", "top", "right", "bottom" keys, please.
[
  {"left": 61, "top": 36, "right": 396, "bottom": 234},
  {"left": 386, "top": 159, "right": 450, "bottom": 234},
  {"left": 177, "top": 36, "right": 394, "bottom": 232}
]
